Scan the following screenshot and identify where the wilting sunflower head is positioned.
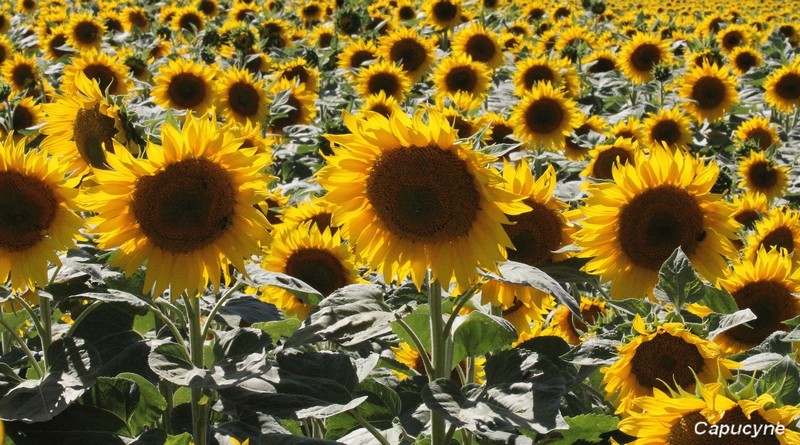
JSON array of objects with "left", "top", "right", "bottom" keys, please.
[
  {"left": 317, "top": 109, "right": 529, "bottom": 290},
  {"left": 510, "top": 81, "right": 581, "bottom": 150},
  {"left": 268, "top": 78, "right": 317, "bottom": 135},
  {"left": 764, "top": 60, "right": 800, "bottom": 114},
  {"left": 575, "top": 147, "right": 740, "bottom": 299},
  {"left": 620, "top": 33, "right": 673, "bottom": 84},
  {"left": 360, "top": 91, "right": 402, "bottom": 118},
  {"left": 260, "top": 223, "right": 360, "bottom": 319},
  {"left": 433, "top": 53, "right": 491, "bottom": 109},
  {"left": 602, "top": 316, "right": 738, "bottom": 415},
  {"left": 715, "top": 247, "right": 800, "bottom": 355},
  {"left": 729, "top": 46, "right": 763, "bottom": 76},
  {"left": 1, "top": 53, "right": 40, "bottom": 94},
  {"left": 619, "top": 383, "right": 800, "bottom": 444},
  {"left": 678, "top": 62, "right": 739, "bottom": 123},
  {"left": 543, "top": 297, "right": 608, "bottom": 345},
  {"left": 737, "top": 151, "right": 788, "bottom": 201},
  {"left": 379, "top": 27, "right": 436, "bottom": 82},
  {"left": 62, "top": 49, "right": 133, "bottom": 96},
  {"left": 451, "top": 22, "right": 504, "bottom": 69},
  {"left": 84, "top": 114, "right": 272, "bottom": 298},
  {"left": 216, "top": 66, "right": 267, "bottom": 126},
  {"left": 0, "top": 136, "right": 83, "bottom": 291},
  {"left": 67, "top": 13, "right": 105, "bottom": 52},
  {"left": 581, "top": 137, "right": 640, "bottom": 181},
  {"left": 735, "top": 116, "right": 779, "bottom": 151},
  {"left": 357, "top": 59, "right": 411, "bottom": 101},
  {"left": 640, "top": 107, "right": 692, "bottom": 150},
  {"left": 744, "top": 207, "right": 800, "bottom": 262},
  {"left": 152, "top": 58, "right": 217, "bottom": 114}
]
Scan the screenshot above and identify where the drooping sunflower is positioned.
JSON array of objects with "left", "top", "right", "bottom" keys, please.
[
  {"left": 152, "top": 59, "right": 217, "bottom": 115},
  {"left": 640, "top": 108, "right": 692, "bottom": 151},
  {"left": 602, "top": 316, "right": 738, "bottom": 415},
  {"left": 728, "top": 46, "right": 763, "bottom": 76},
  {"left": 172, "top": 7, "right": 205, "bottom": 33},
  {"left": 678, "top": 63, "right": 739, "bottom": 123},
  {"left": 619, "top": 383, "right": 800, "bottom": 444},
  {"left": 451, "top": 22, "right": 504, "bottom": 69},
  {"left": 317, "top": 109, "right": 528, "bottom": 290},
  {"left": 510, "top": 81, "right": 581, "bottom": 150},
  {"left": 66, "top": 13, "right": 105, "bottom": 52},
  {"left": 714, "top": 247, "right": 800, "bottom": 355},
  {"left": 379, "top": 27, "right": 436, "bottom": 82},
  {"left": 481, "top": 163, "right": 575, "bottom": 327},
  {"left": 734, "top": 116, "right": 779, "bottom": 151},
  {"left": 433, "top": 54, "right": 491, "bottom": 109},
  {"left": 267, "top": 78, "right": 317, "bottom": 135},
  {"left": 360, "top": 91, "right": 402, "bottom": 118},
  {"left": 41, "top": 26, "right": 71, "bottom": 62},
  {"left": 338, "top": 38, "right": 379, "bottom": 77},
  {"left": 423, "top": 0, "right": 461, "bottom": 29},
  {"left": 620, "top": 33, "right": 673, "bottom": 84},
  {"left": 731, "top": 192, "right": 769, "bottom": 229},
  {"left": 743, "top": 207, "right": 800, "bottom": 261},
  {"left": 260, "top": 223, "right": 359, "bottom": 319},
  {"left": 122, "top": 6, "right": 149, "bottom": 32},
  {"left": 581, "top": 137, "right": 640, "bottom": 181},
  {"left": 575, "top": 147, "right": 740, "bottom": 299},
  {"left": 1, "top": 53, "right": 40, "bottom": 94},
  {"left": 543, "top": 297, "right": 608, "bottom": 345},
  {"left": 0, "top": 136, "right": 83, "bottom": 291},
  {"left": 216, "top": 66, "right": 267, "bottom": 126},
  {"left": 4, "top": 96, "right": 41, "bottom": 139},
  {"left": 357, "top": 59, "right": 411, "bottom": 101},
  {"left": 564, "top": 115, "right": 606, "bottom": 160},
  {"left": 737, "top": 151, "right": 788, "bottom": 201},
  {"left": 84, "top": 114, "right": 271, "bottom": 297},
  {"left": 275, "top": 58, "right": 320, "bottom": 94},
  {"left": 764, "top": 60, "right": 800, "bottom": 114},
  {"left": 62, "top": 50, "right": 132, "bottom": 96}
]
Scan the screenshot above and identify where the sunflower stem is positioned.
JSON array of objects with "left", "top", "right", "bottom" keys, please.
[
  {"left": 201, "top": 281, "right": 245, "bottom": 341},
  {"left": 428, "top": 273, "right": 448, "bottom": 445},
  {"left": 39, "top": 296, "right": 52, "bottom": 370},
  {"left": 394, "top": 316, "right": 435, "bottom": 380},
  {"left": 185, "top": 295, "right": 209, "bottom": 445},
  {"left": 12, "top": 293, "right": 48, "bottom": 370},
  {"left": 351, "top": 409, "right": 391, "bottom": 445},
  {"left": 0, "top": 314, "right": 43, "bottom": 378}
]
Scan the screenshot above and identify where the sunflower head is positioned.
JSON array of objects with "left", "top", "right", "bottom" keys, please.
[
  {"left": 451, "top": 22, "right": 504, "bottom": 69},
  {"left": 764, "top": 60, "right": 800, "bottom": 114},
  {"left": 358, "top": 59, "right": 411, "bottom": 101},
  {"left": 729, "top": 46, "right": 763, "bottom": 76},
  {"left": 379, "top": 27, "right": 436, "bottom": 82},
  {"left": 63, "top": 49, "right": 133, "bottom": 96},
  {"left": 582, "top": 137, "right": 640, "bottom": 180},
  {"left": 1, "top": 53, "right": 40, "bottom": 94},
  {"left": 216, "top": 66, "right": 267, "bottom": 126},
  {"left": 678, "top": 62, "right": 739, "bottom": 123},
  {"left": 640, "top": 108, "right": 692, "bottom": 150},
  {"left": 737, "top": 151, "right": 788, "bottom": 201},
  {"left": 360, "top": 90, "right": 402, "bottom": 118},
  {"left": 543, "top": 297, "right": 608, "bottom": 345},
  {"left": 268, "top": 78, "right": 317, "bottom": 135},
  {"left": 67, "top": 13, "right": 105, "bottom": 51},
  {"left": 433, "top": 54, "right": 491, "bottom": 109},
  {"left": 744, "top": 207, "right": 800, "bottom": 262},
  {"left": 152, "top": 59, "right": 217, "bottom": 114},
  {"left": 731, "top": 192, "right": 768, "bottom": 228},
  {"left": 735, "top": 116, "right": 779, "bottom": 151},
  {"left": 620, "top": 33, "right": 673, "bottom": 84},
  {"left": 564, "top": 115, "right": 606, "bottom": 160},
  {"left": 510, "top": 81, "right": 581, "bottom": 150},
  {"left": 423, "top": 0, "right": 461, "bottom": 29}
]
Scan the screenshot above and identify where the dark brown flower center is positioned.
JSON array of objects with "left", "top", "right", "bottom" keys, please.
[
  {"left": 524, "top": 98, "right": 565, "bottom": 134},
  {"left": 389, "top": 38, "right": 428, "bottom": 74},
  {"left": 74, "top": 21, "right": 101, "bottom": 45},
  {"left": 592, "top": 147, "right": 632, "bottom": 179},
  {"left": 759, "top": 226, "right": 795, "bottom": 254},
  {"left": 651, "top": 119, "right": 682, "bottom": 145},
  {"left": 349, "top": 50, "right": 375, "bottom": 69},
  {"left": 489, "top": 123, "right": 514, "bottom": 145},
  {"left": 228, "top": 81, "right": 260, "bottom": 117},
  {"left": 48, "top": 34, "right": 70, "bottom": 59},
  {"left": 523, "top": 65, "right": 555, "bottom": 89},
  {"left": 82, "top": 63, "right": 121, "bottom": 95},
  {"left": 285, "top": 248, "right": 348, "bottom": 297},
  {"left": 398, "top": 5, "right": 415, "bottom": 20},
  {"left": 270, "top": 95, "right": 303, "bottom": 132},
  {"left": 0, "top": 171, "right": 57, "bottom": 252},
  {"left": 630, "top": 43, "right": 662, "bottom": 72},
  {"left": 445, "top": 66, "right": 478, "bottom": 93},
  {"left": 775, "top": 73, "right": 800, "bottom": 101},
  {"left": 725, "top": 280, "right": 795, "bottom": 346},
  {"left": 465, "top": 34, "right": 496, "bottom": 63},
  {"left": 178, "top": 12, "right": 203, "bottom": 32},
  {"left": 11, "top": 64, "right": 35, "bottom": 90},
  {"left": 11, "top": 104, "right": 35, "bottom": 131},
  {"left": 691, "top": 76, "right": 728, "bottom": 110},
  {"left": 746, "top": 128, "right": 774, "bottom": 150},
  {"left": 734, "top": 209, "right": 760, "bottom": 226},
  {"left": 506, "top": 199, "right": 563, "bottom": 266},
  {"left": 74, "top": 106, "right": 118, "bottom": 169},
  {"left": 734, "top": 51, "right": 758, "bottom": 73},
  {"left": 722, "top": 30, "right": 744, "bottom": 50},
  {"left": 167, "top": 73, "right": 208, "bottom": 109},
  {"left": 132, "top": 158, "right": 236, "bottom": 253},
  {"left": 282, "top": 65, "right": 310, "bottom": 85},
  {"left": 589, "top": 56, "right": 616, "bottom": 73},
  {"left": 747, "top": 161, "right": 779, "bottom": 191},
  {"left": 432, "top": 0, "right": 458, "bottom": 22},
  {"left": 630, "top": 332, "right": 705, "bottom": 391},
  {"left": 367, "top": 72, "right": 402, "bottom": 96}
]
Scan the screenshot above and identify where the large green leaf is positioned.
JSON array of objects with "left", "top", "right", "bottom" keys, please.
[
  {"left": 243, "top": 263, "right": 324, "bottom": 306},
  {"left": 481, "top": 261, "right": 580, "bottom": 316},
  {"left": 653, "top": 248, "right": 704, "bottom": 309},
  {"left": 548, "top": 414, "right": 620, "bottom": 445},
  {"left": 453, "top": 311, "right": 516, "bottom": 359}
]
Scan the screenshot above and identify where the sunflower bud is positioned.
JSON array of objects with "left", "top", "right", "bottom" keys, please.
[
  {"left": 653, "top": 63, "right": 672, "bottom": 82},
  {"left": 0, "top": 84, "right": 10, "bottom": 103},
  {"left": 590, "top": 1, "right": 606, "bottom": 14},
  {"left": 229, "top": 27, "right": 256, "bottom": 52},
  {"left": 200, "top": 47, "right": 216, "bottom": 64},
  {"left": 335, "top": 10, "right": 362, "bottom": 35},
  {"left": 201, "top": 29, "right": 221, "bottom": 48}
]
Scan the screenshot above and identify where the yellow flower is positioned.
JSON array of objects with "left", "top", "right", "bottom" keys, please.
[
  {"left": 737, "top": 151, "right": 788, "bottom": 201},
  {"left": 433, "top": 54, "right": 491, "bottom": 110},
  {"left": 379, "top": 27, "right": 436, "bottom": 82},
  {"left": 152, "top": 59, "right": 217, "bottom": 115},
  {"left": 510, "top": 81, "right": 581, "bottom": 150},
  {"left": 678, "top": 63, "right": 739, "bottom": 123},
  {"left": 734, "top": 116, "right": 779, "bottom": 151},
  {"left": 640, "top": 108, "right": 692, "bottom": 151},
  {"left": 764, "top": 60, "right": 800, "bottom": 114},
  {"left": 66, "top": 13, "right": 105, "bottom": 51},
  {"left": 62, "top": 49, "right": 133, "bottom": 96},
  {"left": 357, "top": 59, "right": 411, "bottom": 101},
  {"left": 216, "top": 66, "right": 268, "bottom": 126},
  {"left": 543, "top": 297, "right": 608, "bottom": 345},
  {"left": 267, "top": 78, "right": 317, "bottom": 135},
  {"left": 451, "top": 22, "right": 504, "bottom": 69},
  {"left": 619, "top": 33, "right": 673, "bottom": 84},
  {"left": 743, "top": 207, "right": 800, "bottom": 262},
  {"left": 581, "top": 137, "right": 641, "bottom": 181}
]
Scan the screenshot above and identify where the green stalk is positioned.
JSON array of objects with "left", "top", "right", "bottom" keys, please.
[
  {"left": 0, "top": 315, "right": 43, "bottom": 378},
  {"left": 12, "top": 294, "right": 48, "bottom": 370},
  {"left": 428, "top": 274, "right": 447, "bottom": 445},
  {"left": 185, "top": 295, "right": 209, "bottom": 445},
  {"left": 201, "top": 281, "right": 246, "bottom": 340}
]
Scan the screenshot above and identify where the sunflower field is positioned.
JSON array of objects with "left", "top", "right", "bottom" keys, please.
[{"left": 4, "top": 0, "right": 800, "bottom": 443}]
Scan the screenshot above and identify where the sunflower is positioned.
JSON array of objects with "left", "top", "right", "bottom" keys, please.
[
  {"left": 14, "top": 0, "right": 35, "bottom": 14},
  {"left": 433, "top": 54, "right": 491, "bottom": 109},
  {"left": 0, "top": 8, "right": 11, "bottom": 33},
  {"left": 41, "top": 26, "right": 71, "bottom": 62},
  {"left": 275, "top": 58, "right": 320, "bottom": 94},
  {"left": 678, "top": 62, "right": 738, "bottom": 123},
  {"left": 260, "top": 223, "right": 359, "bottom": 319},
  {"left": 512, "top": 56, "right": 577, "bottom": 97},
  {"left": 268, "top": 78, "right": 317, "bottom": 134},
  {"left": 423, "top": 0, "right": 461, "bottom": 29},
  {"left": 602, "top": 316, "right": 738, "bottom": 414},
  {"left": 280, "top": 197, "right": 337, "bottom": 234},
  {"left": 554, "top": 25, "right": 595, "bottom": 55},
  {"left": 216, "top": 66, "right": 267, "bottom": 126},
  {"left": 731, "top": 192, "right": 769, "bottom": 228},
  {"left": 735, "top": 116, "right": 779, "bottom": 150},
  {"left": 66, "top": 14, "right": 105, "bottom": 52},
  {"left": 619, "top": 383, "right": 800, "bottom": 444},
  {"left": 778, "top": 23, "right": 800, "bottom": 47},
  {"left": 481, "top": 163, "right": 574, "bottom": 326},
  {"left": 100, "top": 10, "right": 124, "bottom": 34},
  {"left": 391, "top": 342, "right": 485, "bottom": 383},
  {"left": 744, "top": 207, "right": 800, "bottom": 261},
  {"left": 360, "top": 91, "right": 402, "bottom": 118},
  {"left": 640, "top": 108, "right": 692, "bottom": 150},
  {"left": 197, "top": 0, "right": 219, "bottom": 17},
  {"left": 543, "top": 297, "right": 608, "bottom": 345},
  {"left": 620, "top": 33, "right": 673, "bottom": 84},
  {"left": 583, "top": 47, "right": 619, "bottom": 74},
  {"left": 581, "top": 137, "right": 641, "bottom": 181},
  {"left": 737, "top": 151, "right": 788, "bottom": 201},
  {"left": 223, "top": 121, "right": 272, "bottom": 157},
  {"left": 152, "top": 59, "right": 217, "bottom": 115},
  {"left": 764, "top": 60, "right": 800, "bottom": 114},
  {"left": 0, "top": 36, "right": 11, "bottom": 67},
  {"left": 477, "top": 112, "right": 516, "bottom": 146},
  {"left": 575, "top": 147, "right": 739, "bottom": 299},
  {"left": 357, "top": 59, "right": 411, "bottom": 101},
  {"left": 5, "top": 96, "right": 41, "bottom": 139},
  {"left": 714, "top": 247, "right": 800, "bottom": 355},
  {"left": 379, "top": 27, "right": 436, "bottom": 82},
  {"left": 717, "top": 24, "right": 755, "bottom": 54},
  {"left": 337, "top": 38, "right": 379, "bottom": 78},
  {"left": 1, "top": 53, "right": 40, "bottom": 94},
  {"left": 607, "top": 116, "right": 641, "bottom": 142},
  {"left": 122, "top": 6, "right": 149, "bottom": 32},
  {"left": 317, "top": 109, "right": 527, "bottom": 290},
  {"left": 172, "top": 7, "right": 205, "bottom": 33},
  {"left": 309, "top": 24, "right": 335, "bottom": 48},
  {"left": 84, "top": 114, "right": 271, "bottom": 298},
  {"left": 728, "top": 46, "right": 763, "bottom": 76},
  {"left": 0, "top": 136, "right": 83, "bottom": 291},
  {"left": 259, "top": 18, "right": 292, "bottom": 50},
  {"left": 298, "top": 0, "right": 325, "bottom": 25},
  {"left": 510, "top": 81, "right": 581, "bottom": 150},
  {"left": 62, "top": 50, "right": 132, "bottom": 96},
  {"left": 393, "top": 0, "right": 417, "bottom": 22},
  {"left": 564, "top": 115, "right": 606, "bottom": 160},
  {"left": 451, "top": 22, "right": 504, "bottom": 69}
]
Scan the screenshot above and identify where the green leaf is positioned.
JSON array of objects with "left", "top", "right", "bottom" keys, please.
[
  {"left": 481, "top": 261, "right": 580, "bottom": 316},
  {"left": 165, "top": 432, "right": 192, "bottom": 445},
  {"left": 453, "top": 311, "right": 516, "bottom": 359},
  {"left": 243, "top": 263, "right": 324, "bottom": 306},
  {"left": 695, "top": 286, "right": 738, "bottom": 315},
  {"left": 116, "top": 373, "right": 167, "bottom": 435},
  {"left": 147, "top": 342, "right": 196, "bottom": 386},
  {"left": 391, "top": 304, "right": 432, "bottom": 352},
  {"left": 253, "top": 318, "right": 302, "bottom": 341},
  {"left": 707, "top": 309, "right": 757, "bottom": 339},
  {"left": 355, "top": 379, "right": 402, "bottom": 421},
  {"left": 562, "top": 339, "right": 621, "bottom": 366},
  {"left": 653, "top": 248, "right": 705, "bottom": 309},
  {"left": 69, "top": 290, "right": 150, "bottom": 316},
  {"left": 756, "top": 357, "right": 800, "bottom": 405},
  {"left": 80, "top": 377, "right": 141, "bottom": 435},
  {"left": 548, "top": 414, "right": 619, "bottom": 445}
]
